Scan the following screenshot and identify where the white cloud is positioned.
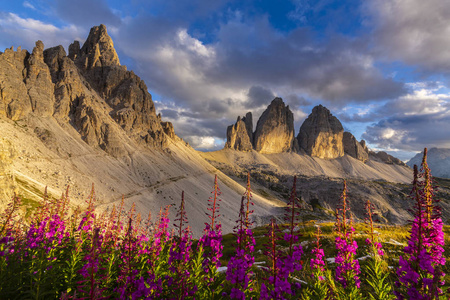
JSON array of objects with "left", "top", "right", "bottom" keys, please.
[
  {"left": 186, "top": 136, "right": 224, "bottom": 150},
  {"left": 366, "top": 0, "right": 450, "bottom": 72},
  {"left": 362, "top": 82, "right": 450, "bottom": 151},
  {"left": 0, "top": 13, "right": 84, "bottom": 50},
  {"left": 23, "top": 1, "right": 36, "bottom": 10}
]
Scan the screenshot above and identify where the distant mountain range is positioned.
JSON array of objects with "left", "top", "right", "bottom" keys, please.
[
  {"left": 407, "top": 148, "right": 450, "bottom": 179},
  {"left": 0, "top": 25, "right": 448, "bottom": 234}
]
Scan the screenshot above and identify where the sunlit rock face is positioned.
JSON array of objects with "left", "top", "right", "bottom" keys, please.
[
  {"left": 225, "top": 112, "right": 253, "bottom": 152},
  {"left": 343, "top": 132, "right": 369, "bottom": 162},
  {"left": 0, "top": 24, "right": 176, "bottom": 158},
  {"left": 0, "top": 138, "right": 16, "bottom": 204},
  {"left": 253, "top": 98, "right": 298, "bottom": 154},
  {"left": 297, "top": 104, "right": 344, "bottom": 159}
]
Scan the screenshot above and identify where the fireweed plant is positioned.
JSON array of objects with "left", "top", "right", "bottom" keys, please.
[
  {"left": 224, "top": 173, "right": 256, "bottom": 299},
  {"left": 364, "top": 200, "right": 394, "bottom": 300},
  {"left": 333, "top": 180, "right": 362, "bottom": 299},
  {"left": 395, "top": 148, "right": 446, "bottom": 299},
  {"left": 196, "top": 174, "right": 224, "bottom": 299},
  {"left": 303, "top": 226, "right": 330, "bottom": 300},
  {"left": 260, "top": 177, "right": 304, "bottom": 300},
  {"left": 0, "top": 149, "right": 447, "bottom": 299}
]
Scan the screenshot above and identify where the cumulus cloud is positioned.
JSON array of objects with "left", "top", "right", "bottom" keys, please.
[
  {"left": 0, "top": 1, "right": 416, "bottom": 151},
  {"left": 365, "top": 0, "right": 450, "bottom": 73},
  {"left": 0, "top": 12, "right": 84, "bottom": 50},
  {"left": 108, "top": 8, "right": 406, "bottom": 147},
  {"left": 362, "top": 84, "right": 450, "bottom": 152}
]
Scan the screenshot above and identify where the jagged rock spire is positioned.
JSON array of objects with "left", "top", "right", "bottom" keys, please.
[
  {"left": 253, "top": 97, "right": 298, "bottom": 154},
  {"left": 74, "top": 24, "right": 120, "bottom": 70},
  {"left": 225, "top": 112, "right": 253, "bottom": 151},
  {"left": 297, "top": 104, "right": 344, "bottom": 159}
]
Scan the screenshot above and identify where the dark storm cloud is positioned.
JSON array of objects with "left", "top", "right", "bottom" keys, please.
[
  {"left": 108, "top": 6, "right": 409, "bottom": 148},
  {"left": 365, "top": 0, "right": 450, "bottom": 74},
  {"left": 247, "top": 86, "right": 275, "bottom": 107},
  {"left": 54, "top": 0, "right": 121, "bottom": 28},
  {"left": 116, "top": 12, "right": 406, "bottom": 118},
  {"left": 160, "top": 109, "right": 179, "bottom": 119},
  {"left": 209, "top": 22, "right": 405, "bottom": 103},
  {"left": 363, "top": 114, "right": 450, "bottom": 152},
  {"left": 285, "top": 94, "right": 310, "bottom": 107}
]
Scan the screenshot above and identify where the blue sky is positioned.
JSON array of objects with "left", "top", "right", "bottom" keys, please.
[{"left": 1, "top": 0, "right": 450, "bottom": 160}]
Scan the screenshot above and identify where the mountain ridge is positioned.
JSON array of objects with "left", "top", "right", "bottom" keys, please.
[
  {"left": 0, "top": 25, "right": 280, "bottom": 236},
  {"left": 0, "top": 25, "right": 447, "bottom": 236}
]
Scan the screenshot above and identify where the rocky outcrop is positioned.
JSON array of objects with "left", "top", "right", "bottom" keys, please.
[
  {"left": 0, "top": 47, "right": 31, "bottom": 120},
  {"left": 298, "top": 105, "right": 344, "bottom": 159},
  {"left": 369, "top": 151, "right": 406, "bottom": 166},
  {"left": 72, "top": 24, "right": 169, "bottom": 148},
  {"left": 0, "top": 25, "right": 175, "bottom": 157},
  {"left": 75, "top": 24, "right": 120, "bottom": 70},
  {"left": 407, "top": 148, "right": 450, "bottom": 178},
  {"left": 25, "top": 41, "right": 55, "bottom": 116},
  {"left": 225, "top": 112, "right": 253, "bottom": 151},
  {"left": 343, "top": 132, "right": 369, "bottom": 162},
  {"left": 161, "top": 121, "right": 176, "bottom": 140},
  {"left": 253, "top": 98, "right": 298, "bottom": 154}
]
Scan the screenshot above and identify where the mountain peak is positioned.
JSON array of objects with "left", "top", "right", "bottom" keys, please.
[
  {"left": 75, "top": 24, "right": 120, "bottom": 69},
  {"left": 253, "top": 97, "right": 298, "bottom": 153},
  {"left": 298, "top": 104, "right": 344, "bottom": 158}
]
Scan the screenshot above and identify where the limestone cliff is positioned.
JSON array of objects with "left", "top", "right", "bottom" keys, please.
[
  {"left": 0, "top": 138, "right": 16, "bottom": 204},
  {"left": 0, "top": 24, "right": 175, "bottom": 157},
  {"left": 225, "top": 112, "right": 253, "bottom": 151},
  {"left": 370, "top": 151, "right": 406, "bottom": 166},
  {"left": 0, "top": 46, "right": 31, "bottom": 120},
  {"left": 72, "top": 24, "right": 168, "bottom": 148},
  {"left": 343, "top": 132, "right": 369, "bottom": 162},
  {"left": 297, "top": 105, "right": 344, "bottom": 159},
  {"left": 253, "top": 98, "right": 298, "bottom": 154}
]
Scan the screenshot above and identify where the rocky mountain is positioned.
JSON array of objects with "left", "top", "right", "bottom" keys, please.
[
  {"left": 0, "top": 25, "right": 278, "bottom": 236},
  {"left": 224, "top": 101, "right": 400, "bottom": 166},
  {"left": 343, "top": 132, "right": 369, "bottom": 163},
  {"left": 253, "top": 98, "right": 298, "bottom": 153},
  {"left": 225, "top": 113, "right": 253, "bottom": 151},
  {"left": 226, "top": 98, "right": 298, "bottom": 153},
  {"left": 298, "top": 104, "right": 344, "bottom": 159},
  {"left": 214, "top": 102, "right": 450, "bottom": 224},
  {"left": 1, "top": 25, "right": 447, "bottom": 235},
  {"left": 407, "top": 148, "right": 450, "bottom": 178}
]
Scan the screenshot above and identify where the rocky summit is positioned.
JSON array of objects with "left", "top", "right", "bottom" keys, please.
[
  {"left": 225, "top": 102, "right": 375, "bottom": 163},
  {"left": 343, "top": 132, "right": 369, "bottom": 163},
  {"left": 0, "top": 25, "right": 279, "bottom": 236},
  {"left": 225, "top": 112, "right": 253, "bottom": 151},
  {"left": 298, "top": 105, "right": 344, "bottom": 159},
  {"left": 0, "top": 24, "right": 173, "bottom": 158},
  {"left": 254, "top": 98, "right": 298, "bottom": 153}
]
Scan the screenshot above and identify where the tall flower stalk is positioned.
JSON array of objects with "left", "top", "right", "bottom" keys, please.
[
  {"left": 197, "top": 175, "right": 224, "bottom": 298},
  {"left": 364, "top": 200, "right": 393, "bottom": 300},
  {"left": 260, "top": 218, "right": 292, "bottom": 300},
  {"left": 225, "top": 186, "right": 256, "bottom": 299},
  {"left": 334, "top": 180, "right": 361, "bottom": 298},
  {"left": 305, "top": 226, "right": 329, "bottom": 299},
  {"left": 395, "top": 149, "right": 446, "bottom": 299},
  {"left": 168, "top": 191, "right": 195, "bottom": 299}
]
